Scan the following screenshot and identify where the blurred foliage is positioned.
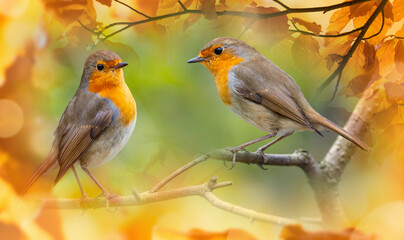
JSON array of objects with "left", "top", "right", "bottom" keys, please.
[{"left": 0, "top": 0, "right": 404, "bottom": 239}]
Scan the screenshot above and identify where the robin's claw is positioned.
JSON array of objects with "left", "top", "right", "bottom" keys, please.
[
  {"left": 224, "top": 146, "right": 243, "bottom": 170},
  {"left": 255, "top": 149, "right": 269, "bottom": 170}
]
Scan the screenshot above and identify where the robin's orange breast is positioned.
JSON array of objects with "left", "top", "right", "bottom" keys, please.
[
  {"left": 88, "top": 75, "right": 136, "bottom": 126},
  {"left": 204, "top": 56, "right": 244, "bottom": 105}
]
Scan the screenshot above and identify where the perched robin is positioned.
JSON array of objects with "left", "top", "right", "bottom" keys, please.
[
  {"left": 23, "top": 50, "right": 136, "bottom": 199},
  {"left": 187, "top": 37, "right": 369, "bottom": 168}
]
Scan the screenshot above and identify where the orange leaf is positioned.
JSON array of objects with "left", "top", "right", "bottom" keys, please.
[
  {"left": 347, "top": 74, "right": 375, "bottom": 97},
  {"left": 327, "top": 7, "right": 351, "bottom": 33},
  {"left": 384, "top": 82, "right": 404, "bottom": 104},
  {"left": 44, "top": 0, "right": 96, "bottom": 26},
  {"left": 326, "top": 54, "right": 343, "bottom": 70},
  {"left": 292, "top": 17, "right": 321, "bottom": 34},
  {"left": 156, "top": 228, "right": 258, "bottom": 240},
  {"left": 292, "top": 35, "right": 321, "bottom": 70},
  {"left": 350, "top": 41, "right": 377, "bottom": 73},
  {"left": 376, "top": 39, "right": 396, "bottom": 76},
  {"left": 353, "top": 2, "right": 394, "bottom": 45},
  {"left": 200, "top": 0, "right": 217, "bottom": 19},
  {"left": 349, "top": 1, "right": 376, "bottom": 18},
  {"left": 96, "top": 0, "right": 112, "bottom": 7},
  {"left": 395, "top": 40, "right": 404, "bottom": 74},
  {"left": 322, "top": 32, "right": 358, "bottom": 57},
  {"left": 393, "top": 0, "right": 404, "bottom": 21},
  {"left": 280, "top": 225, "right": 377, "bottom": 240}
]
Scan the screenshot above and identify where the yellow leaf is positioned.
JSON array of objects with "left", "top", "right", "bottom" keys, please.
[
  {"left": 327, "top": 7, "right": 351, "bottom": 33},
  {"left": 200, "top": 0, "right": 217, "bottom": 19},
  {"left": 292, "top": 17, "right": 321, "bottom": 34},
  {"left": 395, "top": 40, "right": 404, "bottom": 74},
  {"left": 376, "top": 39, "right": 396, "bottom": 76},
  {"left": 96, "top": 0, "right": 112, "bottom": 7},
  {"left": 393, "top": 0, "right": 404, "bottom": 21}
]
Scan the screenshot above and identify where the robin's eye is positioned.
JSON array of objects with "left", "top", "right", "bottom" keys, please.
[
  {"left": 96, "top": 64, "right": 104, "bottom": 71},
  {"left": 214, "top": 47, "right": 223, "bottom": 55}
]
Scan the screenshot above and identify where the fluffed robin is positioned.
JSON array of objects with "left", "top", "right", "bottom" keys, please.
[
  {"left": 187, "top": 37, "right": 369, "bottom": 168},
  {"left": 23, "top": 50, "right": 136, "bottom": 199}
]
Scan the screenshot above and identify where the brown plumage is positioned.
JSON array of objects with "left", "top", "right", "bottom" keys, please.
[
  {"left": 23, "top": 50, "right": 136, "bottom": 198},
  {"left": 188, "top": 37, "right": 369, "bottom": 168}
]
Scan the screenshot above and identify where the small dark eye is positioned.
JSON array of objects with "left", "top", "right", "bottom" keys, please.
[
  {"left": 214, "top": 47, "right": 223, "bottom": 55},
  {"left": 96, "top": 64, "right": 104, "bottom": 71}
]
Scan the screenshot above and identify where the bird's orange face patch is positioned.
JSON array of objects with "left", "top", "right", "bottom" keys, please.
[
  {"left": 198, "top": 45, "right": 244, "bottom": 105},
  {"left": 88, "top": 60, "right": 136, "bottom": 126}
]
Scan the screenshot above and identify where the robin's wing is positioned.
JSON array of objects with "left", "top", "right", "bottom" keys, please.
[
  {"left": 231, "top": 58, "right": 321, "bottom": 135},
  {"left": 54, "top": 95, "right": 113, "bottom": 183}
]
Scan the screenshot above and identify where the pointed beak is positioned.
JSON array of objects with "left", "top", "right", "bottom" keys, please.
[
  {"left": 187, "top": 56, "right": 206, "bottom": 63},
  {"left": 114, "top": 62, "right": 128, "bottom": 69}
]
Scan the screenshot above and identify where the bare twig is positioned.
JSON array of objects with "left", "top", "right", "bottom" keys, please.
[
  {"left": 363, "top": 10, "right": 384, "bottom": 40},
  {"left": 41, "top": 176, "right": 306, "bottom": 225},
  {"left": 273, "top": 0, "right": 290, "bottom": 10},
  {"left": 290, "top": 19, "right": 363, "bottom": 38},
  {"left": 150, "top": 154, "right": 209, "bottom": 192},
  {"left": 97, "top": 0, "right": 373, "bottom": 40},
  {"left": 316, "top": 0, "right": 388, "bottom": 98},
  {"left": 114, "top": 0, "right": 151, "bottom": 19},
  {"left": 178, "top": 1, "right": 187, "bottom": 11}
]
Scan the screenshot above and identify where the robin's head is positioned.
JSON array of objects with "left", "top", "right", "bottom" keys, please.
[
  {"left": 82, "top": 50, "right": 128, "bottom": 91},
  {"left": 187, "top": 37, "right": 258, "bottom": 73}
]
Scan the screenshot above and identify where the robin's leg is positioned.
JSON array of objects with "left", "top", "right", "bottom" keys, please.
[
  {"left": 71, "top": 165, "right": 89, "bottom": 201},
  {"left": 80, "top": 164, "right": 118, "bottom": 200},
  {"left": 225, "top": 132, "right": 277, "bottom": 170},
  {"left": 255, "top": 132, "right": 293, "bottom": 170}
]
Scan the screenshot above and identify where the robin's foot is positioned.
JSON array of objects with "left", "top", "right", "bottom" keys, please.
[
  {"left": 224, "top": 146, "right": 247, "bottom": 170},
  {"left": 78, "top": 192, "right": 92, "bottom": 208},
  {"left": 255, "top": 148, "right": 269, "bottom": 170}
]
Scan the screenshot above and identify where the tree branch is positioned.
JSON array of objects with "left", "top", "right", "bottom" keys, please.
[
  {"left": 41, "top": 155, "right": 314, "bottom": 226},
  {"left": 92, "top": 0, "right": 373, "bottom": 40},
  {"left": 290, "top": 19, "right": 363, "bottom": 38},
  {"left": 316, "top": 0, "right": 388, "bottom": 99},
  {"left": 113, "top": 0, "right": 151, "bottom": 19}
]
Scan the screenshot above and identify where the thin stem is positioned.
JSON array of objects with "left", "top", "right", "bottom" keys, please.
[
  {"left": 114, "top": 0, "right": 151, "bottom": 19},
  {"left": 316, "top": 0, "right": 388, "bottom": 97}
]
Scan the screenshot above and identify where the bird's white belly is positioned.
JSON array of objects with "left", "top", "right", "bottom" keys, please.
[{"left": 82, "top": 117, "right": 136, "bottom": 168}]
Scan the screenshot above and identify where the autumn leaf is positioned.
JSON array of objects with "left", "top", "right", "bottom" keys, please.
[
  {"left": 200, "top": 0, "right": 217, "bottom": 19},
  {"left": 96, "top": 0, "right": 112, "bottom": 7},
  {"left": 156, "top": 228, "right": 258, "bottom": 240},
  {"left": 326, "top": 54, "right": 343, "bottom": 70},
  {"left": 352, "top": 1, "right": 393, "bottom": 45},
  {"left": 280, "top": 225, "right": 378, "bottom": 240},
  {"left": 292, "top": 17, "right": 322, "bottom": 35},
  {"left": 349, "top": 0, "right": 376, "bottom": 18},
  {"left": 322, "top": 32, "right": 358, "bottom": 57},
  {"left": 395, "top": 40, "right": 404, "bottom": 74},
  {"left": 350, "top": 41, "right": 377, "bottom": 73},
  {"left": 384, "top": 82, "right": 404, "bottom": 104},
  {"left": 344, "top": 74, "right": 375, "bottom": 97},
  {"left": 43, "top": 0, "right": 96, "bottom": 26},
  {"left": 327, "top": 7, "right": 351, "bottom": 33},
  {"left": 292, "top": 35, "right": 321, "bottom": 70},
  {"left": 376, "top": 39, "right": 396, "bottom": 76},
  {"left": 393, "top": 0, "right": 404, "bottom": 21}
]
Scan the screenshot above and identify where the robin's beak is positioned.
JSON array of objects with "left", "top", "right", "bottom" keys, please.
[
  {"left": 187, "top": 56, "right": 206, "bottom": 63},
  {"left": 114, "top": 62, "right": 128, "bottom": 69}
]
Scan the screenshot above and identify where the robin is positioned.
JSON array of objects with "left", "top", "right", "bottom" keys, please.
[
  {"left": 23, "top": 50, "right": 136, "bottom": 199},
  {"left": 187, "top": 37, "right": 369, "bottom": 169}
]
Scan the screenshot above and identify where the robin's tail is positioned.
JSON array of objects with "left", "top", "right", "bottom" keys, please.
[
  {"left": 314, "top": 115, "right": 370, "bottom": 151},
  {"left": 22, "top": 149, "right": 58, "bottom": 195}
]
